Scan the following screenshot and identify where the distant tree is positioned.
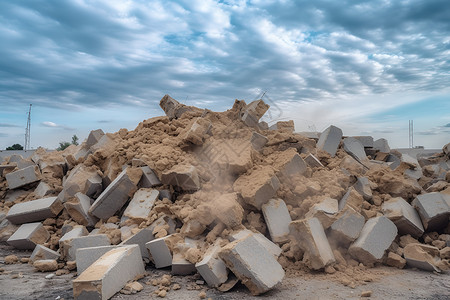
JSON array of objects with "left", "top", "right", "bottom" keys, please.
[
  {"left": 57, "top": 141, "right": 71, "bottom": 151},
  {"left": 71, "top": 135, "right": 79, "bottom": 146},
  {"left": 6, "top": 144, "right": 24, "bottom": 150}
]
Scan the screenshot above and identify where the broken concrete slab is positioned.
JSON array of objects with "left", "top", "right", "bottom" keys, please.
[
  {"left": 160, "top": 94, "right": 202, "bottom": 120},
  {"left": 30, "top": 244, "right": 60, "bottom": 262},
  {"left": 354, "top": 177, "right": 373, "bottom": 201},
  {"left": 349, "top": 216, "right": 397, "bottom": 265},
  {"left": 119, "top": 227, "right": 154, "bottom": 263},
  {"left": 373, "top": 138, "right": 390, "bottom": 153},
  {"left": 219, "top": 234, "right": 285, "bottom": 295},
  {"left": 86, "top": 129, "right": 105, "bottom": 148},
  {"left": 195, "top": 242, "right": 228, "bottom": 287},
  {"left": 61, "top": 165, "right": 103, "bottom": 202},
  {"left": 73, "top": 245, "right": 145, "bottom": 300},
  {"left": 64, "top": 192, "right": 98, "bottom": 227},
  {"left": 89, "top": 168, "right": 142, "bottom": 220},
  {"left": 403, "top": 243, "right": 442, "bottom": 272},
  {"left": 84, "top": 174, "right": 103, "bottom": 199},
  {"left": 289, "top": 217, "right": 335, "bottom": 270},
  {"left": 276, "top": 151, "right": 307, "bottom": 178},
  {"left": 161, "top": 164, "right": 201, "bottom": 191},
  {"left": 382, "top": 197, "right": 424, "bottom": 238},
  {"left": 305, "top": 197, "right": 339, "bottom": 229},
  {"left": 240, "top": 100, "right": 270, "bottom": 128},
  {"left": 329, "top": 206, "right": 365, "bottom": 245},
  {"left": 352, "top": 136, "right": 374, "bottom": 148},
  {"left": 59, "top": 226, "right": 89, "bottom": 254},
  {"left": 338, "top": 187, "right": 364, "bottom": 212},
  {"left": 229, "top": 229, "right": 282, "bottom": 258},
  {"left": 343, "top": 137, "right": 368, "bottom": 163},
  {"left": 304, "top": 153, "right": 324, "bottom": 168},
  {"left": 400, "top": 154, "right": 423, "bottom": 180},
  {"left": 34, "top": 181, "right": 53, "bottom": 198},
  {"left": 411, "top": 192, "right": 450, "bottom": 231},
  {"left": 145, "top": 235, "right": 173, "bottom": 268},
  {"left": 6, "top": 196, "right": 63, "bottom": 225},
  {"left": 386, "top": 154, "right": 401, "bottom": 170},
  {"left": 60, "top": 234, "right": 111, "bottom": 261},
  {"left": 171, "top": 252, "right": 197, "bottom": 275},
  {"left": 316, "top": 125, "right": 343, "bottom": 157},
  {"left": 121, "top": 189, "right": 159, "bottom": 225},
  {"left": 7, "top": 222, "right": 50, "bottom": 250},
  {"left": 262, "top": 199, "right": 292, "bottom": 243},
  {"left": 139, "top": 166, "right": 162, "bottom": 188},
  {"left": 5, "top": 165, "right": 41, "bottom": 189},
  {"left": 76, "top": 245, "right": 118, "bottom": 275},
  {"left": 251, "top": 132, "right": 268, "bottom": 151}
]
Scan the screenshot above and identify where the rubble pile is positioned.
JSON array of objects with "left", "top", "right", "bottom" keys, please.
[{"left": 1, "top": 94, "right": 450, "bottom": 299}]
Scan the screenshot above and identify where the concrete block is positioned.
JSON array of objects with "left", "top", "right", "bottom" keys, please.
[
  {"left": 159, "top": 189, "right": 172, "bottom": 201},
  {"left": 6, "top": 196, "right": 63, "bottom": 225},
  {"left": 195, "top": 242, "right": 228, "bottom": 287},
  {"left": 304, "top": 153, "right": 323, "bottom": 168},
  {"left": 16, "top": 159, "right": 35, "bottom": 170},
  {"left": 182, "top": 117, "right": 212, "bottom": 145},
  {"left": 84, "top": 174, "right": 103, "bottom": 199},
  {"left": 386, "top": 154, "right": 401, "bottom": 170},
  {"left": 139, "top": 166, "right": 162, "bottom": 188},
  {"left": 4, "top": 189, "right": 28, "bottom": 203},
  {"left": 30, "top": 244, "right": 60, "bottom": 262},
  {"left": 338, "top": 187, "right": 364, "bottom": 212},
  {"left": 119, "top": 227, "right": 154, "bottom": 263},
  {"left": 229, "top": 229, "right": 282, "bottom": 258},
  {"left": 352, "top": 136, "right": 374, "bottom": 148},
  {"left": 349, "top": 216, "right": 397, "bottom": 264},
  {"left": 86, "top": 129, "right": 105, "bottom": 148},
  {"left": 145, "top": 235, "right": 173, "bottom": 268},
  {"left": 262, "top": 199, "right": 292, "bottom": 243},
  {"left": 64, "top": 193, "right": 98, "bottom": 227},
  {"left": 382, "top": 197, "right": 424, "bottom": 238},
  {"left": 76, "top": 245, "right": 118, "bottom": 274},
  {"left": 89, "top": 168, "right": 142, "bottom": 220},
  {"left": 412, "top": 192, "right": 450, "bottom": 231},
  {"left": 404, "top": 243, "right": 442, "bottom": 272},
  {"left": 329, "top": 206, "right": 365, "bottom": 244},
  {"left": 251, "top": 132, "right": 268, "bottom": 151},
  {"left": 171, "top": 252, "right": 197, "bottom": 275},
  {"left": 74, "top": 145, "right": 91, "bottom": 160},
  {"left": 305, "top": 197, "right": 339, "bottom": 229},
  {"left": 73, "top": 245, "right": 145, "bottom": 300},
  {"left": 219, "top": 234, "right": 285, "bottom": 295},
  {"left": 373, "top": 138, "right": 390, "bottom": 153},
  {"left": 354, "top": 177, "right": 373, "bottom": 201},
  {"left": 59, "top": 226, "right": 89, "bottom": 255},
  {"left": 7, "top": 222, "right": 50, "bottom": 250},
  {"left": 161, "top": 164, "right": 201, "bottom": 191},
  {"left": 316, "top": 125, "right": 343, "bottom": 157},
  {"left": 400, "top": 154, "right": 423, "bottom": 180},
  {"left": 149, "top": 215, "right": 177, "bottom": 235},
  {"left": 62, "top": 165, "right": 103, "bottom": 202},
  {"left": 0, "top": 219, "right": 18, "bottom": 242},
  {"left": 289, "top": 217, "right": 335, "bottom": 270},
  {"left": 60, "top": 234, "right": 110, "bottom": 261},
  {"left": 0, "top": 164, "right": 15, "bottom": 176},
  {"left": 121, "top": 189, "right": 159, "bottom": 225},
  {"left": 8, "top": 154, "right": 23, "bottom": 163},
  {"left": 5, "top": 165, "right": 41, "bottom": 189},
  {"left": 343, "top": 137, "right": 368, "bottom": 163},
  {"left": 240, "top": 100, "right": 269, "bottom": 128},
  {"left": 276, "top": 152, "right": 307, "bottom": 178},
  {"left": 34, "top": 182, "right": 53, "bottom": 198}
]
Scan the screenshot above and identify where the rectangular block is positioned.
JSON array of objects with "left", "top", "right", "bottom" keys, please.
[
  {"left": 262, "top": 199, "right": 292, "bottom": 243},
  {"left": 382, "top": 197, "right": 424, "bottom": 238},
  {"left": 343, "top": 137, "right": 368, "bottom": 163},
  {"left": 276, "top": 151, "right": 307, "bottom": 178},
  {"left": 61, "top": 234, "right": 111, "bottom": 261},
  {"left": 119, "top": 227, "right": 155, "bottom": 263},
  {"left": 76, "top": 245, "right": 118, "bottom": 274},
  {"left": 171, "top": 253, "right": 196, "bottom": 275},
  {"left": 304, "top": 154, "right": 323, "bottom": 168},
  {"left": 373, "top": 138, "right": 390, "bottom": 153},
  {"left": 64, "top": 192, "right": 98, "bottom": 227},
  {"left": 139, "top": 166, "right": 162, "bottom": 188},
  {"left": 352, "top": 136, "right": 374, "bottom": 148},
  {"left": 6, "top": 165, "right": 41, "bottom": 189},
  {"left": 195, "top": 242, "right": 228, "bottom": 287},
  {"left": 59, "top": 226, "right": 89, "bottom": 258},
  {"left": 7, "top": 222, "right": 50, "bottom": 250},
  {"left": 30, "top": 244, "right": 60, "bottom": 262},
  {"left": 219, "top": 234, "right": 285, "bottom": 295},
  {"left": 161, "top": 165, "right": 201, "bottom": 191},
  {"left": 121, "top": 189, "right": 159, "bottom": 225},
  {"left": 229, "top": 229, "right": 282, "bottom": 258},
  {"left": 73, "top": 245, "right": 145, "bottom": 300},
  {"left": 145, "top": 235, "right": 173, "bottom": 268},
  {"left": 329, "top": 206, "right": 365, "bottom": 244},
  {"left": 34, "top": 182, "right": 53, "bottom": 198},
  {"left": 6, "top": 197, "right": 63, "bottom": 225},
  {"left": 305, "top": 197, "right": 339, "bottom": 229},
  {"left": 316, "top": 125, "right": 343, "bottom": 157},
  {"left": 411, "top": 192, "right": 450, "bottom": 231}
]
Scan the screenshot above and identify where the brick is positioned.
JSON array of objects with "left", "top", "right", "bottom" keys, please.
[
  {"left": 30, "top": 244, "right": 60, "bottom": 262},
  {"left": 76, "top": 245, "right": 118, "bottom": 274},
  {"left": 161, "top": 164, "right": 201, "bottom": 191},
  {"left": 240, "top": 100, "right": 269, "bottom": 128},
  {"left": 60, "top": 234, "right": 110, "bottom": 261},
  {"left": 329, "top": 206, "right": 365, "bottom": 244},
  {"left": 343, "top": 137, "right": 368, "bottom": 163},
  {"left": 373, "top": 138, "right": 390, "bottom": 153},
  {"left": 411, "top": 192, "right": 450, "bottom": 231},
  {"left": 7, "top": 222, "right": 49, "bottom": 250},
  {"left": 119, "top": 227, "right": 154, "bottom": 263},
  {"left": 349, "top": 216, "right": 397, "bottom": 264},
  {"left": 145, "top": 235, "right": 173, "bottom": 268},
  {"left": 219, "top": 234, "right": 285, "bottom": 295},
  {"left": 229, "top": 229, "right": 282, "bottom": 258},
  {"left": 316, "top": 125, "right": 343, "bottom": 157},
  {"left": 64, "top": 193, "right": 98, "bottom": 227},
  {"left": 305, "top": 197, "right": 339, "bottom": 229},
  {"left": 251, "top": 132, "right": 268, "bottom": 151},
  {"left": 262, "top": 199, "right": 292, "bottom": 243},
  {"left": 139, "top": 166, "right": 162, "bottom": 188},
  {"left": 121, "top": 189, "right": 159, "bottom": 225},
  {"left": 6, "top": 196, "right": 63, "bottom": 225},
  {"left": 86, "top": 129, "right": 105, "bottom": 148},
  {"left": 352, "top": 136, "right": 374, "bottom": 148},
  {"left": 195, "top": 242, "right": 228, "bottom": 287},
  {"left": 403, "top": 243, "right": 442, "bottom": 272},
  {"left": 89, "top": 168, "right": 142, "bottom": 220},
  {"left": 0, "top": 218, "right": 18, "bottom": 242},
  {"left": 289, "top": 217, "right": 335, "bottom": 270},
  {"left": 382, "top": 197, "right": 424, "bottom": 238},
  {"left": 73, "top": 245, "right": 145, "bottom": 300},
  {"left": 354, "top": 177, "right": 373, "bottom": 201},
  {"left": 304, "top": 153, "right": 323, "bottom": 168},
  {"left": 5, "top": 165, "right": 41, "bottom": 189}
]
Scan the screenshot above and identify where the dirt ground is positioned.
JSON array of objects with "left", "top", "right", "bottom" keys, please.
[{"left": 1, "top": 244, "right": 449, "bottom": 300}]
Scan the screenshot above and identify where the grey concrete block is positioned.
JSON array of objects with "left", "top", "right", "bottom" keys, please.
[
  {"left": 401, "top": 154, "right": 423, "bottom": 180},
  {"left": 0, "top": 164, "right": 15, "bottom": 176},
  {"left": 219, "top": 234, "right": 285, "bottom": 295},
  {"left": 171, "top": 253, "right": 196, "bottom": 275},
  {"left": 349, "top": 216, "right": 397, "bottom": 264},
  {"left": 304, "top": 153, "right": 323, "bottom": 168},
  {"left": 60, "top": 234, "right": 111, "bottom": 261},
  {"left": 411, "top": 192, "right": 450, "bottom": 231},
  {"left": 382, "top": 197, "right": 424, "bottom": 238},
  {"left": 305, "top": 197, "right": 339, "bottom": 229},
  {"left": 34, "top": 182, "right": 53, "bottom": 198},
  {"left": 7, "top": 222, "right": 50, "bottom": 250},
  {"left": 289, "top": 217, "right": 335, "bottom": 270},
  {"left": 30, "top": 244, "right": 60, "bottom": 262},
  {"left": 6, "top": 197, "right": 63, "bottom": 225},
  {"left": 251, "top": 132, "right": 268, "bottom": 151},
  {"left": 161, "top": 164, "right": 201, "bottom": 191},
  {"left": 59, "top": 226, "right": 89, "bottom": 255},
  {"left": 5, "top": 165, "right": 41, "bottom": 189},
  {"left": 139, "top": 166, "right": 162, "bottom": 188},
  {"left": 352, "top": 136, "right": 374, "bottom": 148},
  {"left": 262, "top": 199, "right": 292, "bottom": 243},
  {"left": 145, "top": 235, "right": 173, "bottom": 268},
  {"left": 64, "top": 193, "right": 98, "bottom": 227},
  {"left": 277, "top": 153, "right": 307, "bottom": 178},
  {"left": 8, "top": 154, "right": 23, "bottom": 163},
  {"left": 89, "top": 168, "right": 141, "bottom": 220},
  {"left": 84, "top": 174, "right": 103, "bottom": 199},
  {"left": 86, "top": 129, "right": 105, "bottom": 148},
  {"left": 76, "top": 245, "right": 118, "bottom": 274},
  {"left": 4, "top": 189, "right": 28, "bottom": 203},
  {"left": 343, "top": 137, "right": 368, "bottom": 163},
  {"left": 329, "top": 206, "right": 365, "bottom": 244},
  {"left": 61, "top": 165, "right": 103, "bottom": 202},
  {"left": 230, "top": 229, "right": 282, "bottom": 258},
  {"left": 354, "top": 177, "right": 373, "bottom": 201},
  {"left": 195, "top": 242, "right": 228, "bottom": 287},
  {"left": 316, "top": 125, "right": 343, "bottom": 157},
  {"left": 73, "top": 245, "right": 145, "bottom": 300},
  {"left": 119, "top": 227, "right": 155, "bottom": 263},
  {"left": 240, "top": 100, "right": 269, "bottom": 128},
  {"left": 121, "top": 189, "right": 159, "bottom": 225},
  {"left": 234, "top": 170, "right": 280, "bottom": 210},
  {"left": 373, "top": 138, "right": 390, "bottom": 153},
  {"left": 159, "top": 189, "right": 172, "bottom": 201}
]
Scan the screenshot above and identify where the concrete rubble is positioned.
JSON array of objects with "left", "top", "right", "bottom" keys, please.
[{"left": 1, "top": 94, "right": 450, "bottom": 299}]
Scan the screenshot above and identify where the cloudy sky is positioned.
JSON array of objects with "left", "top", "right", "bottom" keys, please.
[{"left": 0, "top": 0, "right": 449, "bottom": 150}]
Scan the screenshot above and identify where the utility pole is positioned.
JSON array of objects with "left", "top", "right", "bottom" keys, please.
[
  {"left": 24, "top": 104, "right": 32, "bottom": 150},
  {"left": 408, "top": 120, "right": 414, "bottom": 149}
]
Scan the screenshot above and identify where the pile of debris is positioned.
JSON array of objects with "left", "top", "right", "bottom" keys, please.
[{"left": 1, "top": 95, "right": 449, "bottom": 299}]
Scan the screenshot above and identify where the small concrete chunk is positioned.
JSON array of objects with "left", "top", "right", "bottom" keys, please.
[
  {"left": 86, "top": 129, "right": 105, "bottom": 148},
  {"left": 61, "top": 234, "right": 111, "bottom": 261},
  {"left": 411, "top": 192, "right": 450, "bottom": 231},
  {"left": 195, "top": 242, "right": 228, "bottom": 287},
  {"left": 349, "top": 216, "right": 397, "bottom": 264},
  {"left": 89, "top": 168, "right": 142, "bottom": 220},
  {"left": 338, "top": 187, "right": 364, "bottom": 212},
  {"left": 30, "top": 244, "right": 60, "bottom": 262},
  {"left": 64, "top": 193, "right": 98, "bottom": 227},
  {"left": 145, "top": 235, "right": 173, "bottom": 268},
  {"left": 354, "top": 177, "right": 373, "bottom": 201},
  {"left": 304, "top": 153, "right": 324, "bottom": 168},
  {"left": 84, "top": 175, "right": 103, "bottom": 199},
  {"left": 316, "top": 125, "right": 343, "bottom": 157},
  {"left": 400, "top": 154, "right": 423, "bottom": 180},
  {"left": 6, "top": 196, "right": 63, "bottom": 225},
  {"left": 76, "top": 245, "right": 118, "bottom": 274},
  {"left": 343, "top": 137, "right": 368, "bottom": 163},
  {"left": 139, "top": 166, "right": 162, "bottom": 188},
  {"left": 305, "top": 197, "right": 339, "bottom": 229},
  {"left": 240, "top": 100, "right": 270, "bottom": 128},
  {"left": 262, "top": 199, "right": 292, "bottom": 243},
  {"left": 382, "top": 197, "right": 424, "bottom": 238},
  {"left": 34, "top": 182, "right": 53, "bottom": 198},
  {"left": 7, "top": 222, "right": 50, "bottom": 250},
  {"left": 161, "top": 164, "right": 201, "bottom": 191},
  {"left": 329, "top": 206, "right": 365, "bottom": 244},
  {"left": 6, "top": 165, "right": 41, "bottom": 189},
  {"left": 121, "top": 189, "right": 159, "bottom": 225},
  {"left": 219, "top": 234, "right": 285, "bottom": 295},
  {"left": 403, "top": 243, "right": 442, "bottom": 272},
  {"left": 352, "top": 136, "right": 374, "bottom": 148},
  {"left": 119, "top": 227, "right": 155, "bottom": 263},
  {"left": 73, "top": 245, "right": 145, "bottom": 300},
  {"left": 251, "top": 132, "right": 268, "bottom": 151},
  {"left": 373, "top": 138, "right": 390, "bottom": 153},
  {"left": 277, "top": 153, "right": 307, "bottom": 178},
  {"left": 289, "top": 217, "right": 335, "bottom": 270},
  {"left": 229, "top": 229, "right": 282, "bottom": 258}
]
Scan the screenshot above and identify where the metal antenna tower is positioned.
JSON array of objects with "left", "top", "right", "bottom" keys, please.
[
  {"left": 24, "top": 104, "right": 32, "bottom": 150},
  {"left": 408, "top": 120, "right": 414, "bottom": 148}
]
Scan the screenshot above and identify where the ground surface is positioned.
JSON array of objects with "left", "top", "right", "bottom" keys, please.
[{"left": 1, "top": 244, "right": 449, "bottom": 300}]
